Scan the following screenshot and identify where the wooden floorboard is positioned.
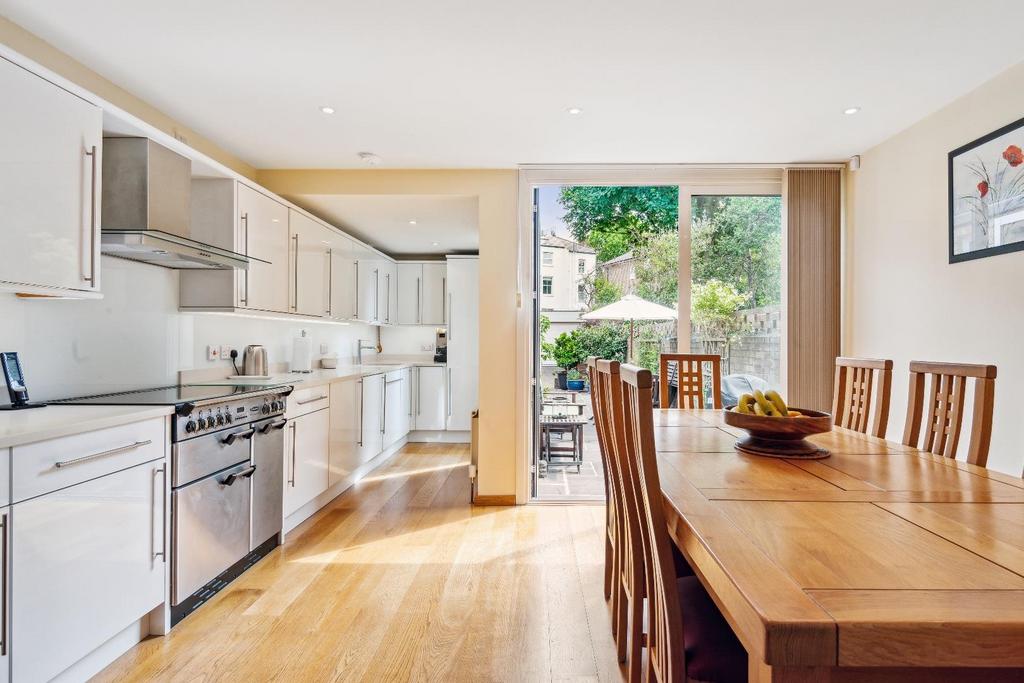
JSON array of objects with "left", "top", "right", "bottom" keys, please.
[{"left": 95, "top": 442, "right": 625, "bottom": 682}]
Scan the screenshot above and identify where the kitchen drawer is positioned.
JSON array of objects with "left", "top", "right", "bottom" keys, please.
[
  {"left": 12, "top": 417, "right": 166, "bottom": 503},
  {"left": 287, "top": 385, "right": 331, "bottom": 419}
]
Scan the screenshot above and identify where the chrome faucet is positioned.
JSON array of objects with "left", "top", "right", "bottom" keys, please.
[{"left": 357, "top": 339, "right": 377, "bottom": 365}]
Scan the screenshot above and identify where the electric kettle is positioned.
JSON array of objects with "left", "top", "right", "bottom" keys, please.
[{"left": 242, "top": 345, "right": 268, "bottom": 376}]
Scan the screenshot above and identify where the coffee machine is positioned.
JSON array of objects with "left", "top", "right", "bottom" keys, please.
[{"left": 433, "top": 328, "right": 448, "bottom": 363}]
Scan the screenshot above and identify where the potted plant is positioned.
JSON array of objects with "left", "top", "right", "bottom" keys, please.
[
  {"left": 551, "top": 332, "right": 582, "bottom": 390},
  {"left": 566, "top": 368, "right": 586, "bottom": 391}
]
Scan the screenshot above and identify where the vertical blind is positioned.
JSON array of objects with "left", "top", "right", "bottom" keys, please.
[{"left": 786, "top": 169, "right": 841, "bottom": 411}]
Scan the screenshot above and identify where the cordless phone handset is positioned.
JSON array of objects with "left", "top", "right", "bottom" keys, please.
[{"left": 1, "top": 352, "right": 45, "bottom": 409}]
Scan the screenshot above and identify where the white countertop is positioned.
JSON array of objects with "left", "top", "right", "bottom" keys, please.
[
  {"left": 193, "top": 360, "right": 446, "bottom": 391},
  {"left": 0, "top": 404, "right": 174, "bottom": 449}
]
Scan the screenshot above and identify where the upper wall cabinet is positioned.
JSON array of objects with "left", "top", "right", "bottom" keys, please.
[
  {"left": 0, "top": 57, "right": 103, "bottom": 297},
  {"left": 239, "top": 185, "right": 290, "bottom": 313},
  {"left": 396, "top": 262, "right": 446, "bottom": 326},
  {"left": 289, "top": 209, "right": 330, "bottom": 317}
]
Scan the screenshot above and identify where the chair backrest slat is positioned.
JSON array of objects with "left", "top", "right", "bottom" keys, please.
[
  {"left": 619, "top": 363, "right": 686, "bottom": 682},
  {"left": 831, "top": 357, "right": 893, "bottom": 439},
  {"left": 902, "top": 360, "right": 996, "bottom": 467},
  {"left": 658, "top": 353, "right": 722, "bottom": 409}
]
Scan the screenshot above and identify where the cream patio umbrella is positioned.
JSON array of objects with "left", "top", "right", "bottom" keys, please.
[{"left": 581, "top": 294, "right": 678, "bottom": 361}]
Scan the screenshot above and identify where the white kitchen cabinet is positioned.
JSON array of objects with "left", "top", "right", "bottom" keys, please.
[
  {"left": 289, "top": 210, "right": 330, "bottom": 317},
  {"left": 378, "top": 260, "right": 398, "bottom": 325},
  {"left": 446, "top": 257, "right": 479, "bottom": 431},
  {"left": 328, "top": 378, "right": 361, "bottom": 487},
  {"left": 414, "top": 366, "right": 448, "bottom": 431},
  {"left": 239, "top": 183, "right": 290, "bottom": 313},
  {"left": 13, "top": 459, "right": 165, "bottom": 682},
  {"left": 422, "top": 263, "right": 447, "bottom": 325},
  {"left": 382, "top": 370, "right": 409, "bottom": 448},
  {"left": 0, "top": 56, "right": 103, "bottom": 297},
  {"left": 357, "top": 256, "right": 381, "bottom": 324},
  {"left": 283, "top": 407, "right": 330, "bottom": 517},
  {"left": 359, "top": 373, "right": 384, "bottom": 462},
  {"left": 0, "top": 506, "right": 8, "bottom": 683},
  {"left": 328, "top": 233, "right": 357, "bottom": 321}
]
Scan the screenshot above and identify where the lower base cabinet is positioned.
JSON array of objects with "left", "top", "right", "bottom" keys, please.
[
  {"left": 283, "top": 407, "right": 330, "bottom": 517},
  {"left": 13, "top": 460, "right": 165, "bottom": 682},
  {"left": 328, "top": 378, "right": 361, "bottom": 488},
  {"left": 414, "top": 366, "right": 448, "bottom": 431},
  {"left": 359, "top": 374, "right": 384, "bottom": 463}
]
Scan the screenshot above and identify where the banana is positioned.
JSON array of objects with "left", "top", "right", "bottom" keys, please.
[
  {"left": 735, "top": 394, "right": 756, "bottom": 414},
  {"left": 765, "top": 390, "right": 789, "bottom": 417},
  {"left": 788, "top": 410, "right": 803, "bottom": 417},
  {"left": 752, "top": 401, "right": 767, "bottom": 416},
  {"left": 753, "top": 390, "right": 779, "bottom": 417}
]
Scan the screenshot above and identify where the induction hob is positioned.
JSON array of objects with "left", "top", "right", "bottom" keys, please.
[{"left": 52, "top": 383, "right": 293, "bottom": 415}]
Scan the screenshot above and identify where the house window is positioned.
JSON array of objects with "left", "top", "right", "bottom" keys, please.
[
  {"left": 542, "top": 276, "right": 553, "bottom": 295},
  {"left": 578, "top": 259, "right": 585, "bottom": 274},
  {"left": 542, "top": 251, "right": 553, "bottom": 266},
  {"left": 577, "top": 283, "right": 586, "bottom": 302}
]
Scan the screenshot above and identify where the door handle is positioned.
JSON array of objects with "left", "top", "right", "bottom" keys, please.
[
  {"left": 55, "top": 439, "right": 152, "bottom": 468},
  {"left": 354, "top": 260, "right": 359, "bottom": 318},
  {"left": 240, "top": 212, "right": 249, "bottom": 306},
  {"left": 223, "top": 465, "right": 257, "bottom": 487},
  {"left": 289, "top": 422, "right": 297, "bottom": 486},
  {"left": 382, "top": 380, "right": 388, "bottom": 435},
  {"left": 82, "top": 145, "right": 97, "bottom": 285},
  {"left": 416, "top": 277, "right": 421, "bottom": 324},
  {"left": 358, "top": 379, "right": 364, "bottom": 447},
  {"left": 374, "top": 268, "right": 380, "bottom": 321},
  {"left": 259, "top": 418, "right": 288, "bottom": 433},
  {"left": 448, "top": 367, "right": 453, "bottom": 417},
  {"left": 1, "top": 512, "right": 8, "bottom": 656},
  {"left": 221, "top": 428, "right": 256, "bottom": 445},
  {"left": 296, "top": 394, "right": 327, "bottom": 405},
  {"left": 385, "top": 273, "right": 391, "bottom": 323},
  {"left": 292, "top": 233, "right": 300, "bottom": 311},
  {"left": 326, "top": 248, "right": 333, "bottom": 316},
  {"left": 152, "top": 465, "right": 167, "bottom": 562},
  {"left": 448, "top": 293, "right": 453, "bottom": 340},
  {"left": 442, "top": 277, "right": 447, "bottom": 323}
]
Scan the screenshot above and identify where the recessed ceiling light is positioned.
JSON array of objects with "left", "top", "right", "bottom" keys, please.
[
  {"left": 432, "top": 242, "right": 440, "bottom": 246},
  {"left": 357, "top": 152, "right": 382, "bottom": 165},
  {"left": 408, "top": 220, "right": 417, "bottom": 225},
  {"left": 843, "top": 107, "right": 861, "bottom": 115},
  {"left": 566, "top": 106, "right": 583, "bottom": 115},
  {"left": 319, "top": 106, "right": 335, "bottom": 114}
]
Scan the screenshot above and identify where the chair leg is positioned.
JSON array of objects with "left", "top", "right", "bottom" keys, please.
[
  {"left": 615, "top": 582, "right": 628, "bottom": 663},
  {"left": 626, "top": 591, "right": 643, "bottom": 683},
  {"left": 603, "top": 532, "right": 613, "bottom": 601}
]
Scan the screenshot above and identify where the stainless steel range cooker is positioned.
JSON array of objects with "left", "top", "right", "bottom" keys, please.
[{"left": 55, "top": 383, "right": 292, "bottom": 624}]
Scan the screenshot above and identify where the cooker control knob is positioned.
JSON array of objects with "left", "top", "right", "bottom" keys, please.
[
  {"left": 225, "top": 413, "right": 233, "bottom": 424},
  {"left": 262, "top": 404, "right": 271, "bottom": 415},
  {"left": 196, "top": 417, "right": 207, "bottom": 430},
  {"left": 272, "top": 400, "right": 281, "bottom": 412},
  {"left": 185, "top": 420, "right": 197, "bottom": 433},
  {"left": 216, "top": 414, "right": 225, "bottom": 426}
]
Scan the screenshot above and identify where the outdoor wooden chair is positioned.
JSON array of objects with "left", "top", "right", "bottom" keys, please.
[
  {"left": 619, "top": 364, "right": 746, "bottom": 683},
  {"left": 658, "top": 353, "right": 722, "bottom": 409},
  {"left": 902, "top": 360, "right": 997, "bottom": 467},
  {"left": 832, "top": 357, "right": 893, "bottom": 438}
]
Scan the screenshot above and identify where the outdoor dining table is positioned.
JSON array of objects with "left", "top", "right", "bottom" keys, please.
[{"left": 654, "top": 408, "right": 1024, "bottom": 683}]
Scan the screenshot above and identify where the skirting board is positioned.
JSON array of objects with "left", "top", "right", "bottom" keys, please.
[
  {"left": 283, "top": 437, "right": 408, "bottom": 536},
  {"left": 408, "top": 430, "right": 470, "bottom": 444},
  {"left": 52, "top": 616, "right": 150, "bottom": 682},
  {"left": 473, "top": 494, "right": 516, "bottom": 506}
]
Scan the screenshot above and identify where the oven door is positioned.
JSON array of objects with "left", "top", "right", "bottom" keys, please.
[
  {"left": 251, "top": 417, "right": 286, "bottom": 548},
  {"left": 172, "top": 460, "right": 254, "bottom": 605}
]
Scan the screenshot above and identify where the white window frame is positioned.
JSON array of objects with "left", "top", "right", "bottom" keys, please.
[
  {"left": 542, "top": 250, "right": 553, "bottom": 266},
  {"left": 541, "top": 276, "right": 553, "bottom": 295}
]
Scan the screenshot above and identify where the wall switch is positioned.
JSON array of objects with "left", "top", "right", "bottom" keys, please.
[
  {"left": 206, "top": 345, "right": 220, "bottom": 361},
  {"left": 320, "top": 343, "right": 329, "bottom": 354},
  {"left": 220, "top": 345, "right": 233, "bottom": 359},
  {"left": 421, "top": 343, "right": 434, "bottom": 352}
]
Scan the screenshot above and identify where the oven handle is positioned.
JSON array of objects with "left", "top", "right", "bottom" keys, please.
[
  {"left": 259, "top": 418, "right": 288, "bottom": 434},
  {"left": 221, "top": 428, "right": 256, "bottom": 446},
  {"left": 223, "top": 465, "right": 257, "bottom": 487}
]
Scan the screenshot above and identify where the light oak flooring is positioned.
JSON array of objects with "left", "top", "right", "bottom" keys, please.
[{"left": 96, "top": 443, "right": 624, "bottom": 682}]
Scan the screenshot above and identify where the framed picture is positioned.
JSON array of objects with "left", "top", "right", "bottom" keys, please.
[{"left": 949, "top": 115, "right": 1024, "bottom": 263}]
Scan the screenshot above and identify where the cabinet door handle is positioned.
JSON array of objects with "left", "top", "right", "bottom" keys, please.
[
  {"left": 1, "top": 512, "right": 8, "bottom": 656},
  {"left": 374, "top": 268, "right": 380, "bottom": 321},
  {"left": 153, "top": 465, "right": 167, "bottom": 562},
  {"left": 326, "top": 249, "right": 333, "bottom": 315},
  {"left": 296, "top": 394, "right": 327, "bottom": 405},
  {"left": 416, "top": 367, "right": 421, "bottom": 415},
  {"left": 448, "top": 293, "right": 453, "bottom": 340},
  {"left": 82, "top": 145, "right": 98, "bottom": 285},
  {"left": 448, "top": 368, "right": 453, "bottom": 417},
  {"left": 240, "top": 212, "right": 249, "bottom": 306},
  {"left": 292, "top": 233, "right": 300, "bottom": 311},
  {"left": 382, "top": 380, "right": 388, "bottom": 435},
  {"left": 54, "top": 439, "right": 152, "bottom": 468},
  {"left": 416, "top": 277, "right": 421, "bottom": 324},
  {"left": 385, "top": 273, "right": 391, "bottom": 323},
  {"left": 289, "top": 422, "right": 297, "bottom": 487},
  {"left": 358, "top": 379, "right": 364, "bottom": 447},
  {"left": 442, "top": 277, "right": 447, "bottom": 323}
]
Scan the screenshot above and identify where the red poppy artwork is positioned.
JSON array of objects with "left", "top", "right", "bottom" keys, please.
[{"left": 950, "top": 117, "right": 1024, "bottom": 262}]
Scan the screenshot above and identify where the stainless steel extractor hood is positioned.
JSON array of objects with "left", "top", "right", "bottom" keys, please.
[{"left": 100, "top": 138, "right": 251, "bottom": 270}]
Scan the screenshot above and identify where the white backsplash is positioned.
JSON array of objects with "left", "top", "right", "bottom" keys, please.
[{"left": 0, "top": 257, "right": 391, "bottom": 399}]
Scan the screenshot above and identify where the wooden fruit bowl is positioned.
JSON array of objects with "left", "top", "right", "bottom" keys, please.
[{"left": 722, "top": 407, "right": 832, "bottom": 459}]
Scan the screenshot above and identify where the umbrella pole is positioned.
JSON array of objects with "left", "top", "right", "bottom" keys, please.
[{"left": 629, "top": 319, "right": 634, "bottom": 363}]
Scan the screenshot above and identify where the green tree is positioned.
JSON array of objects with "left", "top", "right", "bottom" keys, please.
[
  {"left": 571, "top": 323, "right": 628, "bottom": 363},
  {"left": 579, "top": 274, "right": 621, "bottom": 309},
  {"left": 691, "top": 196, "right": 781, "bottom": 306},
  {"left": 559, "top": 186, "right": 678, "bottom": 261},
  {"left": 691, "top": 279, "right": 748, "bottom": 344},
  {"left": 633, "top": 231, "right": 679, "bottom": 307},
  {"left": 539, "top": 314, "right": 553, "bottom": 361},
  {"left": 550, "top": 332, "right": 584, "bottom": 372}
]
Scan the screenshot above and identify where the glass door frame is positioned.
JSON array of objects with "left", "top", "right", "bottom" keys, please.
[{"left": 516, "top": 166, "right": 784, "bottom": 504}]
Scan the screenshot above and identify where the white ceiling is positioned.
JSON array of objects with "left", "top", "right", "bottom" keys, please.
[
  {"left": 2, "top": 0, "right": 1023, "bottom": 168},
  {"left": 294, "top": 194, "right": 478, "bottom": 255}
]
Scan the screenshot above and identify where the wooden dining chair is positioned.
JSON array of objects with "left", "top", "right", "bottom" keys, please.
[
  {"left": 619, "top": 364, "right": 746, "bottom": 683},
  {"left": 658, "top": 353, "right": 722, "bottom": 409},
  {"left": 831, "top": 357, "right": 893, "bottom": 438},
  {"left": 902, "top": 360, "right": 997, "bottom": 467},
  {"left": 592, "top": 358, "right": 646, "bottom": 676},
  {"left": 586, "top": 357, "right": 616, "bottom": 605}
]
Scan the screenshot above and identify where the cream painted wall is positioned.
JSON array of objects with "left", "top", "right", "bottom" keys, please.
[
  {"left": 0, "top": 16, "right": 255, "bottom": 178},
  {"left": 846, "top": 62, "right": 1024, "bottom": 476},
  {"left": 258, "top": 169, "right": 520, "bottom": 497}
]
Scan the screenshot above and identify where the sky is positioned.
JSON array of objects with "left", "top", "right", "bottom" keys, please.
[{"left": 536, "top": 185, "right": 571, "bottom": 238}]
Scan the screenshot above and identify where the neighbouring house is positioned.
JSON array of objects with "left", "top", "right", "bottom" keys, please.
[
  {"left": 598, "top": 250, "right": 637, "bottom": 295},
  {"left": 539, "top": 233, "right": 597, "bottom": 377}
]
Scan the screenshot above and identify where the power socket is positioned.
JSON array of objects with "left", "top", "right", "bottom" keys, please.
[
  {"left": 421, "top": 343, "right": 434, "bottom": 352},
  {"left": 320, "top": 343, "right": 329, "bottom": 354},
  {"left": 206, "top": 345, "right": 220, "bottom": 361},
  {"left": 220, "top": 345, "right": 233, "bottom": 359}
]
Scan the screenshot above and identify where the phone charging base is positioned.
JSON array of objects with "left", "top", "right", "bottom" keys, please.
[{"left": 0, "top": 402, "right": 48, "bottom": 410}]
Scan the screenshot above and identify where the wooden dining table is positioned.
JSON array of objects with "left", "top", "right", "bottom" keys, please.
[{"left": 654, "top": 409, "right": 1024, "bottom": 683}]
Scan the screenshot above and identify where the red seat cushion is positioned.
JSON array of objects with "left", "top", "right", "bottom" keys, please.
[{"left": 677, "top": 575, "right": 747, "bottom": 682}]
